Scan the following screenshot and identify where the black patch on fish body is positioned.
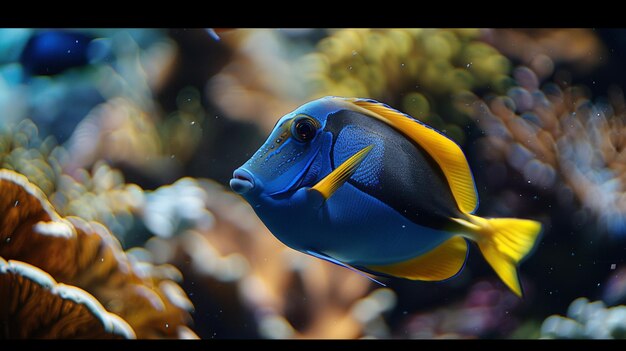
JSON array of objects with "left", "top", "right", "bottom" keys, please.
[{"left": 323, "top": 109, "right": 463, "bottom": 229}]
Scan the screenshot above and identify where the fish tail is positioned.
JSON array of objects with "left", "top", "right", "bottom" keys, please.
[{"left": 453, "top": 215, "right": 542, "bottom": 297}]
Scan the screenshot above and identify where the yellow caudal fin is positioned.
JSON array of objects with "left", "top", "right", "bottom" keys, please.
[
  {"left": 452, "top": 215, "right": 542, "bottom": 297},
  {"left": 365, "top": 236, "right": 468, "bottom": 281}
]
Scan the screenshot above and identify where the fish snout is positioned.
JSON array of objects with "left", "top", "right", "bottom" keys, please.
[{"left": 230, "top": 168, "right": 256, "bottom": 195}]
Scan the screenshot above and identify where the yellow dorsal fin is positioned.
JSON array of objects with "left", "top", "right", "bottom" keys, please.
[
  {"left": 343, "top": 98, "right": 478, "bottom": 214},
  {"left": 365, "top": 236, "right": 468, "bottom": 281}
]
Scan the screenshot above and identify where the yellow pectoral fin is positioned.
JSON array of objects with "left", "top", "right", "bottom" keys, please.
[
  {"left": 311, "top": 144, "right": 373, "bottom": 200},
  {"left": 344, "top": 98, "right": 478, "bottom": 214},
  {"left": 365, "top": 236, "right": 468, "bottom": 281}
]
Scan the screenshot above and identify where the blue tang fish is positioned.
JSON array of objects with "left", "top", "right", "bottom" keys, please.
[{"left": 230, "top": 96, "right": 542, "bottom": 296}]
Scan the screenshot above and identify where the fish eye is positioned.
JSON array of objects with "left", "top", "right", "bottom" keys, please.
[{"left": 291, "top": 116, "right": 318, "bottom": 143}]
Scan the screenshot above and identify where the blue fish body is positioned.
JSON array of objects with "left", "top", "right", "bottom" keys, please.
[
  {"left": 252, "top": 172, "right": 453, "bottom": 267},
  {"left": 231, "top": 96, "right": 542, "bottom": 296}
]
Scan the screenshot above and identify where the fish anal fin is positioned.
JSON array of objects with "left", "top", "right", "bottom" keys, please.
[
  {"left": 305, "top": 250, "right": 386, "bottom": 286},
  {"left": 365, "top": 236, "right": 468, "bottom": 281},
  {"left": 344, "top": 98, "right": 478, "bottom": 214},
  {"left": 311, "top": 144, "right": 373, "bottom": 200}
]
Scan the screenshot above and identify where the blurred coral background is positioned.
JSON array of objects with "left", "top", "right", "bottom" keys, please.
[{"left": 2, "top": 28, "right": 626, "bottom": 339}]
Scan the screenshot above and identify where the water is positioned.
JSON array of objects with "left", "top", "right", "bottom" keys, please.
[{"left": 1, "top": 28, "right": 626, "bottom": 340}]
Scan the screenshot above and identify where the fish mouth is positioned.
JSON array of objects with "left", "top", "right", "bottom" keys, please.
[{"left": 230, "top": 168, "right": 256, "bottom": 195}]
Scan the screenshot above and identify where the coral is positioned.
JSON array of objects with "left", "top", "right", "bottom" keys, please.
[
  {"left": 0, "top": 169, "right": 197, "bottom": 339},
  {"left": 209, "top": 28, "right": 515, "bottom": 145},
  {"left": 603, "top": 266, "right": 626, "bottom": 306},
  {"left": 141, "top": 177, "right": 214, "bottom": 239},
  {"left": 207, "top": 29, "right": 310, "bottom": 134},
  {"left": 482, "top": 29, "right": 604, "bottom": 79},
  {"left": 0, "top": 119, "right": 63, "bottom": 195},
  {"left": 468, "top": 66, "right": 626, "bottom": 235},
  {"left": 400, "top": 280, "right": 523, "bottom": 339},
  {"left": 49, "top": 161, "right": 145, "bottom": 244},
  {"left": 0, "top": 119, "right": 145, "bottom": 243},
  {"left": 0, "top": 29, "right": 178, "bottom": 142},
  {"left": 298, "top": 29, "right": 509, "bottom": 101},
  {"left": 0, "top": 29, "right": 198, "bottom": 188},
  {"left": 64, "top": 97, "right": 166, "bottom": 176},
  {"left": 0, "top": 257, "right": 135, "bottom": 339},
  {"left": 140, "top": 177, "right": 397, "bottom": 338},
  {"left": 65, "top": 89, "right": 207, "bottom": 183},
  {"left": 540, "top": 297, "right": 626, "bottom": 339},
  {"left": 1, "top": 27, "right": 623, "bottom": 340}
]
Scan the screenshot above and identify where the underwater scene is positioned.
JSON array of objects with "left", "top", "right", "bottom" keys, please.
[{"left": 1, "top": 28, "right": 626, "bottom": 339}]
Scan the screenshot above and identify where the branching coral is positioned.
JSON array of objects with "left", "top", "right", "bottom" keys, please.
[
  {"left": 0, "top": 29, "right": 194, "bottom": 188},
  {"left": 604, "top": 267, "right": 626, "bottom": 306},
  {"left": 65, "top": 90, "right": 207, "bottom": 182},
  {"left": 208, "top": 28, "right": 515, "bottom": 145},
  {"left": 0, "top": 112, "right": 209, "bottom": 245},
  {"left": 64, "top": 97, "right": 166, "bottom": 176},
  {"left": 1, "top": 119, "right": 146, "bottom": 243},
  {"left": 206, "top": 29, "right": 310, "bottom": 134},
  {"left": 482, "top": 29, "right": 605, "bottom": 79},
  {"left": 0, "top": 169, "right": 197, "bottom": 338},
  {"left": 298, "top": 29, "right": 510, "bottom": 101},
  {"left": 208, "top": 29, "right": 604, "bottom": 147},
  {"left": 0, "top": 119, "right": 64, "bottom": 195},
  {"left": 400, "top": 279, "right": 523, "bottom": 339},
  {"left": 0, "top": 28, "right": 618, "bottom": 340},
  {"left": 0, "top": 29, "right": 178, "bottom": 143},
  {"left": 541, "top": 297, "right": 626, "bottom": 339},
  {"left": 467, "top": 65, "right": 626, "bottom": 235},
  {"left": 48, "top": 162, "right": 144, "bottom": 244}
]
